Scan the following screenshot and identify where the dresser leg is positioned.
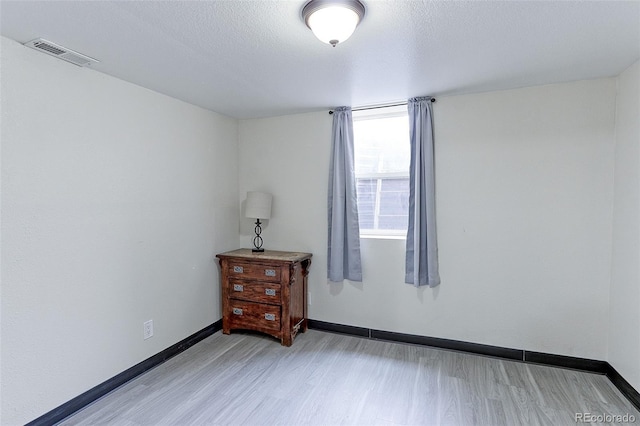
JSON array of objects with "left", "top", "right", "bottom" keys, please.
[{"left": 282, "top": 334, "right": 293, "bottom": 347}]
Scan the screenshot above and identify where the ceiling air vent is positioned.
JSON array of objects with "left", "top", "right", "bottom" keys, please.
[{"left": 23, "top": 38, "right": 99, "bottom": 67}]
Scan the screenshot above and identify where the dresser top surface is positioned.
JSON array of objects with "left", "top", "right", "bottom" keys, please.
[{"left": 217, "top": 248, "right": 312, "bottom": 263}]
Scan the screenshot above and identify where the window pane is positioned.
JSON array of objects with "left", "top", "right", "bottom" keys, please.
[
  {"left": 356, "top": 178, "right": 376, "bottom": 230},
  {"left": 378, "top": 178, "right": 409, "bottom": 230},
  {"left": 353, "top": 115, "right": 410, "bottom": 175}
]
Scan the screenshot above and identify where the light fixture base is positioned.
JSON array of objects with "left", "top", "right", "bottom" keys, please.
[
  {"left": 302, "top": 0, "right": 366, "bottom": 46},
  {"left": 302, "top": 0, "right": 366, "bottom": 26}
]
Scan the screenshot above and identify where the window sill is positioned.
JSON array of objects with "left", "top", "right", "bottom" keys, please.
[{"left": 360, "top": 234, "right": 406, "bottom": 240}]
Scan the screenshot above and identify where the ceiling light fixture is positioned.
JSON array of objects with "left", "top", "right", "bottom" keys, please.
[{"left": 302, "top": 0, "right": 366, "bottom": 47}]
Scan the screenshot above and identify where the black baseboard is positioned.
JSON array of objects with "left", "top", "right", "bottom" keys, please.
[
  {"left": 27, "top": 320, "right": 222, "bottom": 426},
  {"left": 524, "top": 350, "right": 608, "bottom": 374},
  {"left": 606, "top": 364, "right": 640, "bottom": 411},
  {"left": 310, "top": 319, "right": 522, "bottom": 362},
  {"left": 371, "top": 329, "right": 523, "bottom": 361},
  {"left": 307, "top": 319, "right": 370, "bottom": 338},
  {"left": 308, "top": 319, "right": 640, "bottom": 411}
]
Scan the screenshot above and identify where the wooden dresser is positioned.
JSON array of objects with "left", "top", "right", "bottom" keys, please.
[{"left": 216, "top": 249, "right": 312, "bottom": 346}]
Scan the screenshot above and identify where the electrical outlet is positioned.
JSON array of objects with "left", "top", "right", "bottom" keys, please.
[
  {"left": 143, "top": 320, "right": 153, "bottom": 340},
  {"left": 307, "top": 292, "right": 312, "bottom": 306}
]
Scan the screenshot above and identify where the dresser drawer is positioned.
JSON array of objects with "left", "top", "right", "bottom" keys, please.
[
  {"left": 228, "top": 300, "right": 281, "bottom": 331},
  {"left": 227, "top": 262, "right": 282, "bottom": 283},
  {"left": 229, "top": 280, "right": 281, "bottom": 304}
]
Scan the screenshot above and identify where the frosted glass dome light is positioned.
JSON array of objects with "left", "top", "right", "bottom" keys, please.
[{"left": 302, "top": 0, "right": 366, "bottom": 47}]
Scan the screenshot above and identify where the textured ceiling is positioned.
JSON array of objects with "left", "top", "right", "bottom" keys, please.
[{"left": 1, "top": 1, "right": 639, "bottom": 119}]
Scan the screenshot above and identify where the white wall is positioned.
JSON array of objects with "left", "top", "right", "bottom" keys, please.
[
  {"left": 239, "top": 78, "right": 617, "bottom": 360},
  {"left": 609, "top": 60, "right": 640, "bottom": 391},
  {"left": 0, "top": 37, "right": 239, "bottom": 425}
]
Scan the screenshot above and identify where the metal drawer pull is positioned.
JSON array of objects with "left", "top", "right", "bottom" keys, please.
[
  {"left": 265, "top": 269, "right": 276, "bottom": 277},
  {"left": 232, "top": 308, "right": 243, "bottom": 315},
  {"left": 265, "top": 313, "right": 276, "bottom": 321},
  {"left": 233, "top": 284, "right": 244, "bottom": 292},
  {"left": 265, "top": 288, "right": 276, "bottom": 296},
  {"left": 233, "top": 266, "right": 244, "bottom": 273}
]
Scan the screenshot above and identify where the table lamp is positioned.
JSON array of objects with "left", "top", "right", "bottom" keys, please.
[{"left": 245, "top": 191, "right": 272, "bottom": 252}]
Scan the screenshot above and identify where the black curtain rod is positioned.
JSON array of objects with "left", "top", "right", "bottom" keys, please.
[{"left": 329, "top": 98, "right": 436, "bottom": 115}]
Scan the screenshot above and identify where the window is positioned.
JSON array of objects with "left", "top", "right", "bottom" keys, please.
[{"left": 353, "top": 106, "right": 410, "bottom": 237}]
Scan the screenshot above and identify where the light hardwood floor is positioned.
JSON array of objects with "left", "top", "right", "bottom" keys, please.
[{"left": 61, "top": 330, "right": 640, "bottom": 425}]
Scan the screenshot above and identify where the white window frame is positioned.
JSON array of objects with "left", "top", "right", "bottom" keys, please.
[{"left": 353, "top": 106, "right": 410, "bottom": 239}]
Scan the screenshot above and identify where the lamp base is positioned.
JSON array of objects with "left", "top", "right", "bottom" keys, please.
[{"left": 252, "top": 219, "right": 265, "bottom": 252}]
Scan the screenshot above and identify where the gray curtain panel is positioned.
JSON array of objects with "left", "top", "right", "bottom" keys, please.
[
  {"left": 327, "top": 107, "right": 362, "bottom": 282},
  {"left": 406, "top": 97, "right": 440, "bottom": 287}
]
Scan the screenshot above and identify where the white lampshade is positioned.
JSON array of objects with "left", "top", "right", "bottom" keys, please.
[
  {"left": 302, "top": 0, "right": 366, "bottom": 47},
  {"left": 245, "top": 191, "right": 272, "bottom": 219}
]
